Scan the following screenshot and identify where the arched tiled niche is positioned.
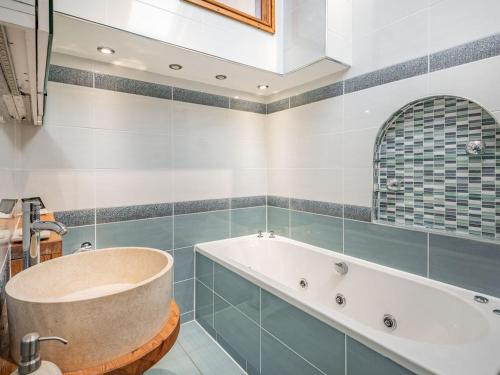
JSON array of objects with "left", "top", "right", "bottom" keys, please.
[{"left": 373, "top": 95, "right": 499, "bottom": 240}]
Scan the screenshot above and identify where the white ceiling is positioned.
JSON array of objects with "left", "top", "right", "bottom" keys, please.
[{"left": 52, "top": 13, "right": 346, "bottom": 98}]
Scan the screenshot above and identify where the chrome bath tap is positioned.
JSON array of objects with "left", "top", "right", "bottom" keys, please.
[{"left": 22, "top": 202, "right": 67, "bottom": 269}]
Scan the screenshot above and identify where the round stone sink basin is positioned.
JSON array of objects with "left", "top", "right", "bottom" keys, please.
[{"left": 6, "top": 247, "right": 173, "bottom": 372}]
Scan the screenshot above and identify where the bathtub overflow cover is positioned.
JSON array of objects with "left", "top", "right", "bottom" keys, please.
[
  {"left": 383, "top": 314, "right": 397, "bottom": 330},
  {"left": 474, "top": 295, "right": 489, "bottom": 304},
  {"left": 299, "top": 278, "right": 308, "bottom": 289},
  {"left": 335, "top": 293, "right": 346, "bottom": 307}
]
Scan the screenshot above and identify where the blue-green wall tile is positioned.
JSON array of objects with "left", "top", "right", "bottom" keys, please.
[
  {"left": 214, "top": 263, "right": 260, "bottom": 323},
  {"left": 195, "top": 280, "right": 214, "bottom": 334},
  {"left": 95, "top": 217, "right": 172, "bottom": 250},
  {"left": 344, "top": 220, "right": 427, "bottom": 276},
  {"left": 62, "top": 225, "right": 95, "bottom": 255},
  {"left": 429, "top": 234, "right": 500, "bottom": 298},
  {"left": 231, "top": 207, "right": 266, "bottom": 237},
  {"left": 195, "top": 252, "right": 214, "bottom": 288},
  {"left": 290, "top": 211, "right": 343, "bottom": 251},
  {"left": 174, "top": 211, "right": 230, "bottom": 249},
  {"left": 267, "top": 207, "right": 289, "bottom": 236},
  {"left": 261, "top": 290, "right": 345, "bottom": 375},
  {"left": 175, "top": 278, "right": 194, "bottom": 314},
  {"left": 181, "top": 311, "right": 194, "bottom": 324},
  {"left": 216, "top": 333, "right": 248, "bottom": 370},
  {"left": 214, "top": 294, "right": 260, "bottom": 371},
  {"left": 346, "top": 337, "right": 414, "bottom": 375},
  {"left": 261, "top": 330, "right": 323, "bottom": 375},
  {"left": 174, "top": 246, "right": 194, "bottom": 282}
]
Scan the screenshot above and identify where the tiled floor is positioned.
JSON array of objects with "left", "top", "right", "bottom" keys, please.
[{"left": 146, "top": 321, "right": 246, "bottom": 375}]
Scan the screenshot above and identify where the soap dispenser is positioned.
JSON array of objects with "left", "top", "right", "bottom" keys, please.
[{"left": 11, "top": 333, "right": 67, "bottom": 375}]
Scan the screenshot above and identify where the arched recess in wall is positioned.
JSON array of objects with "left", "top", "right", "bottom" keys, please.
[{"left": 372, "top": 95, "right": 499, "bottom": 240}]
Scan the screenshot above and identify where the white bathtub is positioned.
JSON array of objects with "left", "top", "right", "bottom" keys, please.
[{"left": 195, "top": 234, "right": 500, "bottom": 375}]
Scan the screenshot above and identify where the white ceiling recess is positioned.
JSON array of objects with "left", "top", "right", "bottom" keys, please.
[{"left": 52, "top": 14, "right": 348, "bottom": 98}]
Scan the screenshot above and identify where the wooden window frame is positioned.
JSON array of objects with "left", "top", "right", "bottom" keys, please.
[{"left": 183, "top": 0, "right": 275, "bottom": 33}]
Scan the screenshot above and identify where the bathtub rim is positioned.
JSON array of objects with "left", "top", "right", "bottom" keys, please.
[{"left": 194, "top": 233, "right": 500, "bottom": 375}]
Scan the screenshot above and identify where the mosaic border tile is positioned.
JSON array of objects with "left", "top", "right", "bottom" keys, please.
[
  {"left": 267, "top": 195, "right": 290, "bottom": 209},
  {"left": 343, "top": 204, "right": 372, "bottom": 222},
  {"left": 430, "top": 33, "right": 500, "bottom": 72},
  {"left": 96, "top": 203, "right": 173, "bottom": 224},
  {"left": 174, "top": 198, "right": 230, "bottom": 215},
  {"left": 290, "top": 198, "right": 343, "bottom": 218},
  {"left": 173, "top": 87, "right": 229, "bottom": 108},
  {"left": 94, "top": 73, "right": 172, "bottom": 99},
  {"left": 54, "top": 208, "right": 95, "bottom": 227},
  {"left": 48, "top": 65, "right": 93, "bottom": 87},
  {"left": 344, "top": 56, "right": 428, "bottom": 94},
  {"left": 266, "top": 98, "right": 290, "bottom": 114},
  {"left": 231, "top": 196, "right": 266, "bottom": 209},
  {"left": 290, "top": 81, "right": 343, "bottom": 108},
  {"left": 230, "top": 98, "right": 266, "bottom": 114}
]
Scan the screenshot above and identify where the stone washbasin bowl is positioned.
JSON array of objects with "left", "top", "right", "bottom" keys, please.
[{"left": 6, "top": 247, "right": 173, "bottom": 372}]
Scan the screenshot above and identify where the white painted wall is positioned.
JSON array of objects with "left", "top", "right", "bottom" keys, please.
[{"left": 267, "top": 0, "right": 500, "bottom": 207}]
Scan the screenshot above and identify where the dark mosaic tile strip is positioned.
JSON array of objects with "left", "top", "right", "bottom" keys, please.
[
  {"left": 96, "top": 203, "right": 172, "bottom": 224},
  {"left": 230, "top": 98, "right": 266, "bottom": 114},
  {"left": 343, "top": 204, "right": 372, "bottom": 222},
  {"left": 267, "top": 195, "right": 290, "bottom": 209},
  {"left": 266, "top": 98, "right": 290, "bottom": 114},
  {"left": 430, "top": 33, "right": 500, "bottom": 72},
  {"left": 54, "top": 208, "right": 95, "bottom": 227},
  {"left": 231, "top": 196, "right": 266, "bottom": 209},
  {"left": 174, "top": 198, "right": 230, "bottom": 215},
  {"left": 345, "top": 56, "right": 428, "bottom": 94},
  {"left": 290, "top": 81, "right": 343, "bottom": 108},
  {"left": 290, "top": 198, "right": 343, "bottom": 218},
  {"left": 173, "top": 87, "right": 229, "bottom": 108},
  {"left": 48, "top": 65, "right": 93, "bottom": 87},
  {"left": 94, "top": 73, "right": 172, "bottom": 99}
]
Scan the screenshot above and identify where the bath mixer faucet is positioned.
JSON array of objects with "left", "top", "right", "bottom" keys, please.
[
  {"left": 22, "top": 202, "right": 67, "bottom": 269},
  {"left": 269, "top": 230, "right": 275, "bottom": 238},
  {"left": 334, "top": 262, "right": 348, "bottom": 275}
]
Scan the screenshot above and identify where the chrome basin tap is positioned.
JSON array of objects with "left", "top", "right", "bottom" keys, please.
[{"left": 22, "top": 202, "right": 67, "bottom": 269}]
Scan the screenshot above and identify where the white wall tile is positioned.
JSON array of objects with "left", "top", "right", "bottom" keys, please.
[
  {"left": 429, "top": 0, "right": 500, "bottom": 53},
  {"left": 21, "top": 125, "right": 95, "bottom": 170},
  {"left": 96, "top": 169, "right": 173, "bottom": 207},
  {"left": 343, "top": 74, "right": 429, "bottom": 132},
  {"left": 0, "top": 170, "right": 16, "bottom": 199},
  {"left": 44, "top": 83, "right": 94, "bottom": 128},
  {"left": 173, "top": 169, "right": 234, "bottom": 202},
  {"left": 95, "top": 130, "right": 171, "bottom": 169},
  {"left": 342, "top": 128, "right": 378, "bottom": 169},
  {"left": 343, "top": 167, "right": 373, "bottom": 207},
  {"left": 290, "top": 168, "right": 343, "bottom": 203},
  {"left": 230, "top": 168, "right": 267, "bottom": 198},
  {"left": 16, "top": 170, "right": 96, "bottom": 211},
  {"left": 0, "top": 122, "right": 17, "bottom": 169},
  {"left": 92, "top": 89, "right": 172, "bottom": 134},
  {"left": 352, "top": 0, "right": 428, "bottom": 39},
  {"left": 428, "top": 56, "right": 500, "bottom": 113},
  {"left": 267, "top": 168, "right": 292, "bottom": 197},
  {"left": 348, "top": 9, "right": 428, "bottom": 77}
]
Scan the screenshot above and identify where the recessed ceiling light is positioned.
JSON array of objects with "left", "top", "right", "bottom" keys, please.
[
  {"left": 216, "top": 75, "right": 227, "bottom": 80},
  {"left": 257, "top": 84, "right": 269, "bottom": 90},
  {"left": 169, "top": 64, "right": 183, "bottom": 70},
  {"left": 97, "top": 46, "right": 115, "bottom": 55},
  {"left": 234, "top": 96, "right": 240, "bottom": 99}
]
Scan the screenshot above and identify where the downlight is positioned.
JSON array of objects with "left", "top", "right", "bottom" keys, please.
[{"left": 97, "top": 46, "right": 115, "bottom": 55}]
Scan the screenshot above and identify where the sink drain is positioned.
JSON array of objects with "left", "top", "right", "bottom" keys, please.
[{"left": 383, "top": 314, "right": 397, "bottom": 330}]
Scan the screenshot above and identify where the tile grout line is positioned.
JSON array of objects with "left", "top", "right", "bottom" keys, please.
[{"left": 199, "top": 276, "right": 327, "bottom": 375}]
